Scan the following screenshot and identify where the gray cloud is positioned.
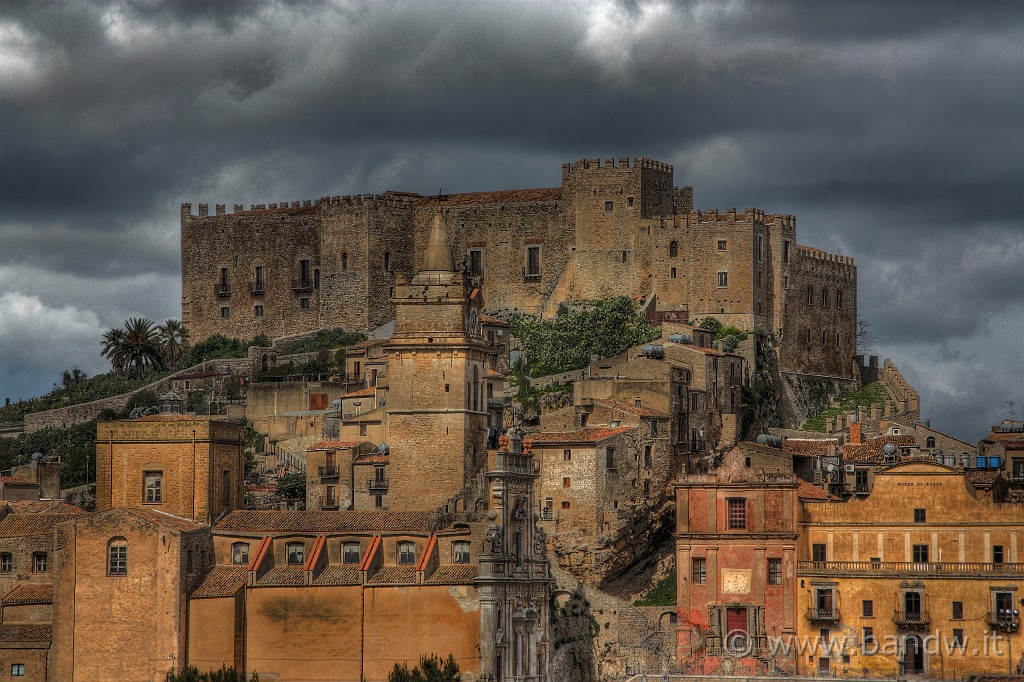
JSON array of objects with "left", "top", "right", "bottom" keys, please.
[{"left": 0, "top": 0, "right": 1021, "bottom": 439}]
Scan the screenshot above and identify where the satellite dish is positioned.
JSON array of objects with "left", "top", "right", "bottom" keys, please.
[{"left": 31, "top": 452, "right": 44, "bottom": 462}]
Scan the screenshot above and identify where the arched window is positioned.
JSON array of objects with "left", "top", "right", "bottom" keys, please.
[
  {"left": 231, "top": 542, "right": 250, "bottom": 566},
  {"left": 669, "top": 241, "right": 678, "bottom": 258},
  {"left": 926, "top": 437, "right": 936, "bottom": 449},
  {"left": 341, "top": 252, "right": 348, "bottom": 270},
  {"left": 287, "top": 542, "right": 305, "bottom": 565},
  {"left": 453, "top": 541, "right": 471, "bottom": 564},
  {"left": 108, "top": 538, "right": 127, "bottom": 576},
  {"left": 397, "top": 541, "right": 416, "bottom": 565}
]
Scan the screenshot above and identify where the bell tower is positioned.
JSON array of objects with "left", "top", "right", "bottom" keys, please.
[{"left": 383, "top": 208, "right": 491, "bottom": 512}]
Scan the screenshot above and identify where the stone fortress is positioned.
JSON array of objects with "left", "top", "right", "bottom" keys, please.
[{"left": 181, "top": 156, "right": 857, "bottom": 383}]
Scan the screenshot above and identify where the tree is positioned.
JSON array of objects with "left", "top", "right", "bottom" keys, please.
[
  {"left": 157, "top": 319, "right": 190, "bottom": 370},
  {"left": 166, "top": 665, "right": 258, "bottom": 682},
  {"left": 276, "top": 472, "right": 306, "bottom": 501},
  {"left": 101, "top": 327, "right": 127, "bottom": 373},
  {"left": 388, "top": 654, "right": 460, "bottom": 682},
  {"left": 115, "top": 318, "right": 165, "bottom": 380},
  {"left": 856, "top": 316, "right": 874, "bottom": 353}
]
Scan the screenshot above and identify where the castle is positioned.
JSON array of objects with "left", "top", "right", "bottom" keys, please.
[{"left": 181, "top": 156, "right": 857, "bottom": 381}]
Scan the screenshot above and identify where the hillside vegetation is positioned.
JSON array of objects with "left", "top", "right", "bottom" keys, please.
[{"left": 802, "top": 381, "right": 890, "bottom": 431}]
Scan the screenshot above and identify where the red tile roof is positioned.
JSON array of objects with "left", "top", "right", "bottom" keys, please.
[
  {"left": 308, "top": 440, "right": 364, "bottom": 451},
  {"left": 135, "top": 413, "right": 197, "bottom": 422},
  {"left": 843, "top": 435, "right": 916, "bottom": 464},
  {"left": 119, "top": 508, "right": 206, "bottom": 532},
  {"left": 343, "top": 387, "right": 377, "bottom": 398},
  {"left": 424, "top": 564, "right": 479, "bottom": 585},
  {"left": 313, "top": 565, "right": 361, "bottom": 586},
  {"left": 3, "top": 584, "right": 52, "bottom": 604},
  {"left": 0, "top": 513, "right": 80, "bottom": 538},
  {"left": 350, "top": 338, "right": 388, "bottom": 349},
  {"left": 987, "top": 432, "right": 1024, "bottom": 445},
  {"left": 0, "top": 476, "right": 37, "bottom": 486},
  {"left": 353, "top": 452, "right": 389, "bottom": 465},
  {"left": 593, "top": 398, "right": 667, "bottom": 419},
  {"left": 366, "top": 565, "right": 417, "bottom": 585},
  {"left": 415, "top": 187, "right": 561, "bottom": 207},
  {"left": 485, "top": 368, "right": 505, "bottom": 379},
  {"left": 191, "top": 565, "right": 249, "bottom": 598},
  {"left": 256, "top": 566, "right": 306, "bottom": 586},
  {"left": 480, "top": 314, "right": 510, "bottom": 327},
  {"left": 965, "top": 470, "right": 1000, "bottom": 487},
  {"left": 8, "top": 500, "right": 84, "bottom": 514},
  {"left": 784, "top": 439, "right": 839, "bottom": 457},
  {"left": 529, "top": 426, "right": 634, "bottom": 445},
  {"left": 215, "top": 510, "right": 436, "bottom": 534},
  {"left": 0, "top": 623, "right": 51, "bottom": 643},
  {"left": 796, "top": 479, "right": 835, "bottom": 501}
]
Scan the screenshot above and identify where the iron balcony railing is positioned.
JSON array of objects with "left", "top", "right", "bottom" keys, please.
[
  {"left": 892, "top": 610, "right": 930, "bottom": 629},
  {"left": 799, "top": 560, "right": 1024, "bottom": 576},
  {"left": 214, "top": 283, "right": 231, "bottom": 297},
  {"left": 318, "top": 465, "right": 339, "bottom": 479},
  {"left": 248, "top": 282, "right": 265, "bottom": 295},
  {"left": 805, "top": 607, "right": 841, "bottom": 623},
  {"left": 367, "top": 477, "right": 389, "bottom": 491},
  {"left": 291, "top": 278, "right": 313, "bottom": 291}
]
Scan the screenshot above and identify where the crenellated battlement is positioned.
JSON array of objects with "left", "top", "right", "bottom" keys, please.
[
  {"left": 561, "top": 156, "right": 673, "bottom": 178},
  {"left": 796, "top": 245, "right": 855, "bottom": 267},
  {"left": 316, "top": 193, "right": 417, "bottom": 208},
  {"left": 181, "top": 193, "right": 421, "bottom": 219}
]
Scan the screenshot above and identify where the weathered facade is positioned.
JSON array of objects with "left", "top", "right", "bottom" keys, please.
[{"left": 181, "top": 157, "right": 856, "bottom": 381}]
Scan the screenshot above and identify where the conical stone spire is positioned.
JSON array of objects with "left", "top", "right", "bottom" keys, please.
[{"left": 422, "top": 208, "right": 455, "bottom": 272}]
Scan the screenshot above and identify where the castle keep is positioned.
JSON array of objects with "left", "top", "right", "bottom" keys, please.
[{"left": 181, "top": 156, "right": 857, "bottom": 380}]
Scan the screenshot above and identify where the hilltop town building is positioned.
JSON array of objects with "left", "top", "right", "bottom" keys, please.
[{"left": 181, "top": 156, "right": 857, "bottom": 382}]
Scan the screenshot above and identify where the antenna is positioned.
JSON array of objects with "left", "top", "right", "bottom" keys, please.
[{"left": 1008, "top": 401, "right": 1016, "bottom": 419}]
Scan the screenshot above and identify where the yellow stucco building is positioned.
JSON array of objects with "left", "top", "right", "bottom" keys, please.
[{"left": 796, "top": 462, "right": 1023, "bottom": 678}]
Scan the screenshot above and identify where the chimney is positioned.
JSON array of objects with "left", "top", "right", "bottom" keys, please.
[{"left": 849, "top": 421, "right": 862, "bottom": 445}]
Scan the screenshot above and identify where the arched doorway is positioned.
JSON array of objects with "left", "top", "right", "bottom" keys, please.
[{"left": 904, "top": 634, "right": 925, "bottom": 675}]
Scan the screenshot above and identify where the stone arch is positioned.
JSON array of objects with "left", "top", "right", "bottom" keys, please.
[
  {"left": 669, "top": 240, "right": 678, "bottom": 258},
  {"left": 659, "top": 611, "right": 679, "bottom": 629}
]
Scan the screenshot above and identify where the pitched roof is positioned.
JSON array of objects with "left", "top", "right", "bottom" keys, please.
[
  {"left": 0, "top": 512, "right": 80, "bottom": 538},
  {"left": 0, "top": 476, "right": 37, "bottom": 486},
  {"left": 3, "top": 583, "right": 52, "bottom": 605},
  {"left": 118, "top": 507, "right": 206, "bottom": 532},
  {"left": 965, "top": 470, "right": 1000, "bottom": 487},
  {"left": 485, "top": 368, "right": 505, "bottom": 379},
  {"left": 256, "top": 566, "right": 306, "bottom": 586},
  {"left": 784, "top": 439, "right": 839, "bottom": 457},
  {"left": 343, "top": 386, "right": 377, "bottom": 398},
  {"left": 350, "top": 338, "right": 388, "bottom": 349},
  {"left": 986, "top": 431, "right": 1024, "bottom": 445},
  {"left": 593, "top": 398, "right": 667, "bottom": 419},
  {"left": 7, "top": 500, "right": 84, "bottom": 514},
  {"left": 190, "top": 565, "right": 249, "bottom": 598},
  {"left": 796, "top": 479, "right": 835, "bottom": 501},
  {"left": 843, "top": 434, "right": 917, "bottom": 464},
  {"left": 215, "top": 510, "right": 436, "bottom": 534},
  {"left": 424, "top": 564, "right": 479, "bottom": 585},
  {"left": 313, "top": 565, "right": 361, "bottom": 586},
  {"left": 528, "top": 426, "right": 635, "bottom": 445},
  {"left": 308, "top": 440, "right": 364, "bottom": 451},
  {"left": 366, "top": 565, "right": 417, "bottom": 585},
  {"left": 416, "top": 187, "right": 561, "bottom": 207},
  {"left": 0, "top": 623, "right": 51, "bottom": 643},
  {"left": 353, "top": 452, "right": 389, "bottom": 465},
  {"left": 480, "top": 314, "right": 510, "bottom": 327}
]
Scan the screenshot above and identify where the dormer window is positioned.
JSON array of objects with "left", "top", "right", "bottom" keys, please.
[
  {"left": 398, "top": 541, "right": 416, "bottom": 565},
  {"left": 231, "top": 542, "right": 250, "bottom": 566},
  {"left": 287, "top": 542, "right": 305, "bottom": 565}
]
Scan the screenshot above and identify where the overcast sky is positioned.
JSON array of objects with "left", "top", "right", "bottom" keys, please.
[{"left": 1, "top": 0, "right": 1021, "bottom": 441}]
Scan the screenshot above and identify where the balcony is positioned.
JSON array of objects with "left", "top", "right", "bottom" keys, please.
[
  {"left": 291, "top": 278, "right": 313, "bottom": 292},
  {"left": 987, "top": 611, "right": 1021, "bottom": 633},
  {"left": 854, "top": 484, "right": 870, "bottom": 495},
  {"left": 798, "top": 561, "right": 1024, "bottom": 577},
  {"left": 248, "top": 282, "right": 266, "bottom": 296},
  {"left": 893, "top": 610, "right": 930, "bottom": 630},
  {"left": 806, "top": 607, "right": 841, "bottom": 623},
  {"left": 214, "top": 283, "right": 231, "bottom": 297},
  {"left": 366, "top": 477, "right": 389, "bottom": 491},
  {"left": 318, "top": 465, "right": 339, "bottom": 479}
]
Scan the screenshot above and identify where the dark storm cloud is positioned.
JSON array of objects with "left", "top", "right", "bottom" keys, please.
[{"left": 0, "top": 0, "right": 1021, "bottom": 439}]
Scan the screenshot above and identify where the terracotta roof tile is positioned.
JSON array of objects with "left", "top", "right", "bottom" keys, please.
[
  {"left": 0, "top": 623, "right": 51, "bottom": 643},
  {"left": 313, "top": 565, "right": 361, "bottom": 586},
  {"left": 784, "top": 439, "right": 839, "bottom": 457},
  {"left": 796, "top": 478, "right": 835, "bottom": 501},
  {"left": 366, "top": 566, "right": 417, "bottom": 585},
  {"left": 987, "top": 432, "right": 1024, "bottom": 445},
  {"left": 191, "top": 565, "right": 249, "bottom": 598},
  {"left": 308, "top": 440, "right": 364, "bottom": 451},
  {"left": 528, "top": 426, "right": 635, "bottom": 445},
  {"left": 1004, "top": 490, "right": 1024, "bottom": 504},
  {"left": 0, "top": 476, "right": 37, "bottom": 486},
  {"left": 120, "top": 508, "right": 206, "bottom": 532},
  {"left": 343, "top": 387, "right": 377, "bottom": 398},
  {"left": 485, "top": 368, "right": 505, "bottom": 379},
  {"left": 215, "top": 510, "right": 436, "bottom": 534},
  {"left": 424, "top": 564, "right": 479, "bottom": 585},
  {"left": 965, "top": 470, "right": 1000, "bottom": 487},
  {"left": 843, "top": 435, "right": 916, "bottom": 464},
  {"left": 3, "top": 584, "right": 52, "bottom": 604},
  {"left": 593, "top": 398, "right": 667, "bottom": 419},
  {"left": 415, "top": 187, "right": 561, "bottom": 207},
  {"left": 480, "top": 314, "right": 510, "bottom": 327},
  {"left": 135, "top": 413, "right": 197, "bottom": 422},
  {"left": 351, "top": 338, "right": 388, "bottom": 349},
  {"left": 257, "top": 566, "right": 307, "bottom": 586},
  {"left": 7, "top": 500, "right": 84, "bottom": 514},
  {"left": 0, "top": 513, "right": 80, "bottom": 538},
  {"left": 353, "top": 452, "right": 389, "bottom": 465}
]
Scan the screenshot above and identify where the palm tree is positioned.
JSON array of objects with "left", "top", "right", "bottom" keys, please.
[
  {"left": 101, "top": 327, "right": 127, "bottom": 373},
  {"left": 156, "top": 319, "right": 190, "bottom": 370},
  {"left": 115, "top": 318, "right": 165, "bottom": 380}
]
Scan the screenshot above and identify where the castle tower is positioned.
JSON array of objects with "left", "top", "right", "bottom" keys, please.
[
  {"left": 478, "top": 428, "right": 551, "bottom": 681},
  {"left": 383, "top": 209, "right": 492, "bottom": 511}
]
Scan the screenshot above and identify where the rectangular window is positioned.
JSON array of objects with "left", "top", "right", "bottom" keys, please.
[
  {"left": 453, "top": 541, "right": 471, "bottom": 564},
  {"left": 374, "top": 494, "right": 383, "bottom": 508},
  {"left": 254, "top": 265, "right": 263, "bottom": 289},
  {"left": 952, "top": 601, "right": 963, "bottom": 620},
  {"left": 807, "top": 286, "right": 814, "bottom": 305},
  {"left": 912, "top": 544, "right": 929, "bottom": 562},
  {"left": 855, "top": 469, "right": 869, "bottom": 492},
  {"left": 783, "top": 275, "right": 789, "bottom": 289},
  {"left": 670, "top": 267, "right": 676, "bottom": 278},
  {"left": 469, "top": 250, "right": 483, "bottom": 278},
  {"left": 691, "top": 557, "right": 706, "bottom": 584},
  {"left": 604, "top": 200, "right": 613, "bottom": 212},
  {"left": 914, "top": 508, "right": 926, "bottom": 523},
  {"left": 359, "top": 423, "right": 368, "bottom": 436},
  {"left": 727, "top": 498, "right": 746, "bottom": 530},
  {"left": 643, "top": 445, "right": 652, "bottom": 468},
  {"left": 232, "top": 543, "right": 249, "bottom": 566},
  {"left": 606, "top": 447, "right": 615, "bottom": 469},
  {"left": 690, "top": 393, "right": 698, "bottom": 411},
  {"left": 300, "top": 297, "right": 310, "bottom": 310},
  {"left": 287, "top": 543, "right": 305, "bottom": 565},
  {"left": 561, "top": 500, "right": 570, "bottom": 510},
  {"left": 144, "top": 471, "right": 163, "bottom": 504},
  {"left": 254, "top": 305, "right": 264, "bottom": 317},
  {"left": 812, "top": 543, "right": 827, "bottom": 562},
  {"left": 821, "top": 287, "right": 828, "bottom": 306},
  {"left": 767, "top": 558, "right": 782, "bottom": 585},
  {"left": 313, "top": 268, "right": 320, "bottom": 289},
  {"left": 836, "top": 289, "right": 843, "bottom": 308},
  {"left": 993, "top": 545, "right": 1004, "bottom": 563},
  {"left": 643, "top": 479, "right": 651, "bottom": 496},
  {"left": 863, "top": 600, "right": 874, "bottom": 617},
  {"left": 220, "top": 306, "right": 230, "bottom": 318},
  {"left": 562, "top": 477, "right": 572, "bottom": 488},
  {"left": 526, "top": 246, "right": 541, "bottom": 278},
  {"left": 863, "top": 626, "right": 875, "bottom": 649},
  {"left": 563, "top": 449, "right": 572, "bottom": 461},
  {"left": 222, "top": 470, "right": 231, "bottom": 505},
  {"left": 300, "top": 259, "right": 310, "bottom": 284},
  {"left": 952, "top": 628, "right": 964, "bottom": 647},
  {"left": 757, "top": 235, "right": 764, "bottom": 262},
  {"left": 108, "top": 544, "right": 127, "bottom": 575},
  {"left": 717, "top": 271, "right": 728, "bottom": 287},
  {"left": 0, "top": 553, "right": 11, "bottom": 573},
  {"left": 11, "top": 664, "right": 25, "bottom": 677},
  {"left": 325, "top": 485, "right": 336, "bottom": 508},
  {"left": 398, "top": 542, "right": 416, "bottom": 565},
  {"left": 783, "top": 240, "right": 790, "bottom": 263},
  {"left": 343, "top": 542, "right": 360, "bottom": 565},
  {"left": 33, "top": 553, "right": 47, "bottom": 573},
  {"left": 718, "top": 240, "right": 727, "bottom": 251}
]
